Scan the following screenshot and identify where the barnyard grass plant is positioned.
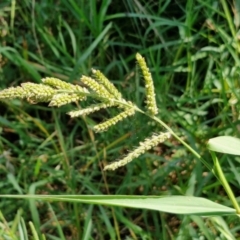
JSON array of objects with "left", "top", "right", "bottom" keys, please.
[{"left": 1, "top": 53, "right": 240, "bottom": 238}]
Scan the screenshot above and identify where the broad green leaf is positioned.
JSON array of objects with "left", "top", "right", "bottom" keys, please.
[
  {"left": 0, "top": 195, "right": 235, "bottom": 216},
  {"left": 207, "top": 136, "right": 240, "bottom": 155}
]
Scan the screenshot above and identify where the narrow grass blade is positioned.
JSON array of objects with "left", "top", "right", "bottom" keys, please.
[
  {"left": 0, "top": 195, "right": 235, "bottom": 216},
  {"left": 69, "top": 22, "right": 112, "bottom": 80}
]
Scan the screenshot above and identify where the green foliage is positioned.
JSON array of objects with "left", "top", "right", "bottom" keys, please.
[{"left": 1, "top": 0, "right": 240, "bottom": 239}]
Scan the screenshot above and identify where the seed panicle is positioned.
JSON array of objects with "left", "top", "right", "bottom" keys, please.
[{"left": 0, "top": 53, "right": 161, "bottom": 170}]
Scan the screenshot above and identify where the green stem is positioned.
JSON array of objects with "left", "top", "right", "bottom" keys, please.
[
  {"left": 210, "top": 151, "right": 240, "bottom": 213},
  {"left": 153, "top": 116, "right": 213, "bottom": 168}
]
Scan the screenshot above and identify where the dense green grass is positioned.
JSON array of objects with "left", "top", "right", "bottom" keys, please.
[{"left": 1, "top": 0, "right": 240, "bottom": 239}]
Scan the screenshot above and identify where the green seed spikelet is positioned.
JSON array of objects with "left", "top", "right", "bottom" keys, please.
[
  {"left": 0, "top": 83, "right": 55, "bottom": 103},
  {"left": 81, "top": 75, "right": 113, "bottom": 100},
  {"left": 0, "top": 86, "right": 25, "bottom": 99},
  {"left": 49, "top": 93, "right": 86, "bottom": 107},
  {"left": 42, "top": 77, "right": 88, "bottom": 93},
  {"left": 92, "top": 69, "right": 122, "bottom": 99},
  {"left": 21, "top": 83, "right": 56, "bottom": 103},
  {"left": 136, "top": 53, "right": 158, "bottom": 116},
  {"left": 68, "top": 102, "right": 117, "bottom": 117},
  {"left": 42, "top": 77, "right": 88, "bottom": 105},
  {"left": 104, "top": 132, "right": 171, "bottom": 171},
  {"left": 93, "top": 107, "right": 135, "bottom": 132}
]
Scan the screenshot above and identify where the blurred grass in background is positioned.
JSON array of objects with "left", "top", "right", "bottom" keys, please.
[{"left": 1, "top": 0, "right": 240, "bottom": 239}]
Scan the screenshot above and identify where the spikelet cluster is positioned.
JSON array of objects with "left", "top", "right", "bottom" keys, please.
[
  {"left": 104, "top": 132, "right": 171, "bottom": 171},
  {"left": 68, "top": 102, "right": 117, "bottom": 117},
  {"left": 91, "top": 69, "right": 122, "bottom": 99},
  {"left": 93, "top": 107, "right": 135, "bottom": 132},
  {"left": 42, "top": 77, "right": 87, "bottom": 92},
  {"left": 42, "top": 77, "right": 88, "bottom": 107},
  {"left": 136, "top": 53, "right": 158, "bottom": 116},
  {"left": 0, "top": 83, "right": 55, "bottom": 103},
  {"left": 0, "top": 53, "right": 161, "bottom": 170},
  {"left": 81, "top": 75, "right": 113, "bottom": 99}
]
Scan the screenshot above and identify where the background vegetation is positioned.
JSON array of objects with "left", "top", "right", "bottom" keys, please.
[{"left": 1, "top": 0, "right": 240, "bottom": 239}]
